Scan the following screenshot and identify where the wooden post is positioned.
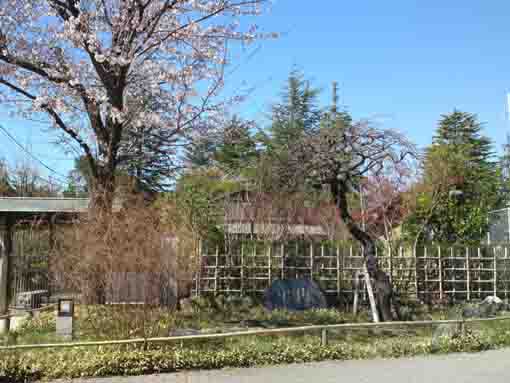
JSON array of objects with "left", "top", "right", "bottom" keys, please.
[
  {"left": 253, "top": 244, "right": 257, "bottom": 292},
  {"left": 388, "top": 245, "right": 393, "bottom": 285},
  {"left": 424, "top": 247, "right": 428, "bottom": 300},
  {"left": 195, "top": 240, "right": 202, "bottom": 297},
  {"left": 494, "top": 248, "right": 498, "bottom": 297},
  {"left": 268, "top": 245, "right": 272, "bottom": 287},
  {"left": 214, "top": 246, "right": 219, "bottom": 294},
  {"left": 280, "top": 244, "right": 285, "bottom": 280},
  {"left": 0, "top": 215, "right": 13, "bottom": 334},
  {"left": 353, "top": 270, "right": 360, "bottom": 315},
  {"left": 364, "top": 270, "right": 380, "bottom": 323},
  {"left": 466, "top": 247, "right": 470, "bottom": 301},
  {"left": 336, "top": 246, "right": 341, "bottom": 299},
  {"left": 478, "top": 247, "right": 482, "bottom": 299},
  {"left": 48, "top": 214, "right": 56, "bottom": 298},
  {"left": 451, "top": 248, "right": 456, "bottom": 304},
  {"left": 413, "top": 247, "right": 419, "bottom": 300},
  {"left": 505, "top": 247, "right": 509, "bottom": 301},
  {"left": 310, "top": 243, "right": 314, "bottom": 281},
  {"left": 321, "top": 328, "right": 328, "bottom": 346},
  {"left": 438, "top": 247, "right": 443, "bottom": 301},
  {"left": 240, "top": 243, "right": 244, "bottom": 296}
]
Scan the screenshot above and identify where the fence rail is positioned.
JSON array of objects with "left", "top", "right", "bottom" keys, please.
[
  {"left": 2, "top": 315, "right": 510, "bottom": 351},
  {"left": 192, "top": 245, "right": 510, "bottom": 303}
]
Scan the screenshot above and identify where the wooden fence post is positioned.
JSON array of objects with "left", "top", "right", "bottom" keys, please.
[
  {"left": 413, "top": 247, "right": 419, "bottom": 300},
  {"left": 194, "top": 240, "right": 202, "bottom": 297},
  {"left": 478, "top": 247, "right": 482, "bottom": 299},
  {"left": 388, "top": 245, "right": 393, "bottom": 284},
  {"left": 214, "top": 246, "right": 219, "bottom": 294},
  {"left": 268, "top": 245, "right": 272, "bottom": 288},
  {"left": 280, "top": 244, "right": 285, "bottom": 280},
  {"left": 321, "top": 328, "right": 328, "bottom": 346},
  {"left": 505, "top": 247, "right": 509, "bottom": 301},
  {"left": 0, "top": 216, "right": 13, "bottom": 334},
  {"left": 424, "top": 247, "right": 428, "bottom": 300},
  {"left": 253, "top": 244, "right": 257, "bottom": 292},
  {"left": 295, "top": 242, "right": 299, "bottom": 279},
  {"left": 310, "top": 243, "right": 314, "bottom": 281},
  {"left": 494, "top": 248, "right": 498, "bottom": 297},
  {"left": 353, "top": 270, "right": 360, "bottom": 315},
  {"left": 240, "top": 243, "right": 244, "bottom": 296},
  {"left": 438, "top": 246, "right": 443, "bottom": 302},
  {"left": 466, "top": 247, "right": 470, "bottom": 301},
  {"left": 451, "top": 247, "right": 456, "bottom": 304},
  {"left": 336, "top": 246, "right": 341, "bottom": 300}
]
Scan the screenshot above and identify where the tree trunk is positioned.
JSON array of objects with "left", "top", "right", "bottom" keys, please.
[
  {"left": 89, "top": 168, "right": 116, "bottom": 217},
  {"left": 332, "top": 180, "right": 395, "bottom": 321},
  {"left": 83, "top": 168, "right": 117, "bottom": 305}
]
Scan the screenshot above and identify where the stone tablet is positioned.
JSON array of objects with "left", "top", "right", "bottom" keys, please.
[{"left": 263, "top": 279, "right": 327, "bottom": 311}]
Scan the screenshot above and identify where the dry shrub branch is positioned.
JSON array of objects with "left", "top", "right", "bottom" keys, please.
[{"left": 54, "top": 196, "right": 200, "bottom": 340}]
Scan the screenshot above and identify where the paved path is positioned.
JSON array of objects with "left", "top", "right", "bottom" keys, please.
[{"left": 70, "top": 349, "right": 510, "bottom": 383}]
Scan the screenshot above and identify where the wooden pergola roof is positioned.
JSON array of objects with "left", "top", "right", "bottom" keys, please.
[
  {"left": 0, "top": 197, "right": 90, "bottom": 213},
  {"left": 0, "top": 197, "right": 122, "bottom": 225}
]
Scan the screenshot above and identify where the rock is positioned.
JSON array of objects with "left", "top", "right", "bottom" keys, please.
[
  {"left": 263, "top": 279, "right": 327, "bottom": 311},
  {"left": 462, "top": 306, "right": 481, "bottom": 319},
  {"left": 482, "top": 296, "right": 503, "bottom": 305},
  {"left": 460, "top": 296, "right": 506, "bottom": 319},
  {"left": 480, "top": 296, "right": 504, "bottom": 318}
]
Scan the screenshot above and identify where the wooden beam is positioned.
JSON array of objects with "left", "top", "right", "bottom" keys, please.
[
  {"left": 0, "top": 214, "right": 13, "bottom": 334},
  {"left": 3, "top": 315, "right": 510, "bottom": 351}
]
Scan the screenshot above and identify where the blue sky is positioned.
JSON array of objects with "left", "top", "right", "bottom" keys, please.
[{"left": 2, "top": 0, "right": 510, "bottom": 182}]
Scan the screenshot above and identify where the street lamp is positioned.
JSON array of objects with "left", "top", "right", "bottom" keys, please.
[
  {"left": 57, "top": 298, "right": 74, "bottom": 317},
  {"left": 56, "top": 298, "right": 74, "bottom": 340}
]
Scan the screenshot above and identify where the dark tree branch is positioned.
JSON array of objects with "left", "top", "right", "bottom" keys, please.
[{"left": 0, "top": 77, "right": 97, "bottom": 179}]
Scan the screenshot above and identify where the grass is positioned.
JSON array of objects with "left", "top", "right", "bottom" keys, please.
[
  {"left": 2, "top": 321, "right": 510, "bottom": 382},
  {"left": 2, "top": 297, "right": 501, "bottom": 347},
  {"left": 3, "top": 300, "right": 510, "bottom": 381},
  {"left": 2, "top": 301, "right": 367, "bottom": 346}
]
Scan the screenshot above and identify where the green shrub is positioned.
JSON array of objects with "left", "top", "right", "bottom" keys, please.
[
  {"left": 0, "top": 353, "right": 42, "bottom": 382},
  {"left": 2, "top": 326, "right": 509, "bottom": 382}
]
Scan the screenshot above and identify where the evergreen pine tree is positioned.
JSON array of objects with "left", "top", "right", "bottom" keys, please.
[
  {"left": 214, "top": 116, "right": 258, "bottom": 175},
  {"left": 269, "top": 69, "right": 321, "bottom": 152},
  {"left": 418, "top": 110, "right": 501, "bottom": 244}
]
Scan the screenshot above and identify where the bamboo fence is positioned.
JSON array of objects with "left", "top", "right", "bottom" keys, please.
[{"left": 192, "top": 244, "right": 510, "bottom": 303}]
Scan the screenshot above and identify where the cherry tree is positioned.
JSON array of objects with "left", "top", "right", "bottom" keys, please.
[
  {"left": 275, "top": 120, "right": 416, "bottom": 321},
  {"left": 0, "top": 0, "right": 268, "bottom": 212},
  {"left": 361, "top": 162, "right": 415, "bottom": 256}
]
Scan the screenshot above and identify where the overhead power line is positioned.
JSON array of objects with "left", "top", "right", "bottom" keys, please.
[{"left": 0, "top": 124, "right": 69, "bottom": 184}]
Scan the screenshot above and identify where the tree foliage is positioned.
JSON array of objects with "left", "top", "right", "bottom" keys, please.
[
  {"left": 267, "top": 69, "right": 322, "bottom": 154},
  {"left": 405, "top": 111, "right": 501, "bottom": 245}
]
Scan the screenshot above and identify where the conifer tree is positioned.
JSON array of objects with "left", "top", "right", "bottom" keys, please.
[
  {"left": 269, "top": 69, "right": 321, "bottom": 152},
  {"left": 411, "top": 110, "right": 501, "bottom": 244}
]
